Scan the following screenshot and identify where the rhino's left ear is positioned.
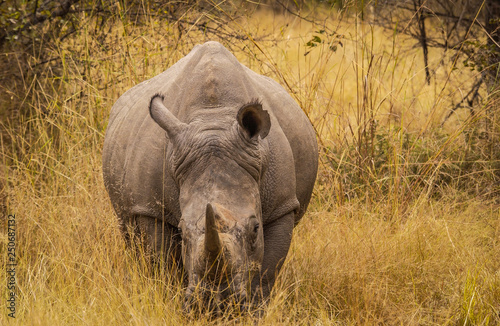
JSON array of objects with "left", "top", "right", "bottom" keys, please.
[
  {"left": 149, "top": 94, "right": 187, "bottom": 139},
  {"left": 237, "top": 100, "right": 271, "bottom": 140}
]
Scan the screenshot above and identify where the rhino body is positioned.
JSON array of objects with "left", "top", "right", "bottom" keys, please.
[{"left": 102, "top": 41, "right": 318, "bottom": 310}]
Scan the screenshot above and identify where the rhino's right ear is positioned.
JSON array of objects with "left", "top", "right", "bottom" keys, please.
[
  {"left": 237, "top": 100, "right": 271, "bottom": 140},
  {"left": 149, "top": 94, "right": 187, "bottom": 139}
]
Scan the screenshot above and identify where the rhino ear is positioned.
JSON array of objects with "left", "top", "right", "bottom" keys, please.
[
  {"left": 149, "top": 94, "right": 186, "bottom": 139},
  {"left": 237, "top": 100, "right": 271, "bottom": 140}
]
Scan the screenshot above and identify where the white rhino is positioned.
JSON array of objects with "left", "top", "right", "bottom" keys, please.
[{"left": 102, "top": 41, "right": 318, "bottom": 312}]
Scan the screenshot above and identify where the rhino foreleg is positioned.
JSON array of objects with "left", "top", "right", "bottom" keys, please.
[
  {"left": 129, "top": 215, "right": 182, "bottom": 269},
  {"left": 252, "top": 212, "right": 294, "bottom": 306}
]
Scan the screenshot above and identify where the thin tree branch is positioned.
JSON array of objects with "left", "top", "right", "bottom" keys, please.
[
  {"left": 414, "top": 0, "right": 431, "bottom": 84},
  {"left": 441, "top": 77, "right": 484, "bottom": 126}
]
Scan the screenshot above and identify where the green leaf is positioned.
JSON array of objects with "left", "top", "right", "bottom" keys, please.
[{"left": 312, "top": 35, "right": 322, "bottom": 43}]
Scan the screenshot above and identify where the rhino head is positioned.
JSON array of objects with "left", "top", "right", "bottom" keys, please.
[{"left": 149, "top": 94, "right": 270, "bottom": 312}]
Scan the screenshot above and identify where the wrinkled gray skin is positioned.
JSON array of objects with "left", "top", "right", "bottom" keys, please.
[{"left": 102, "top": 41, "right": 318, "bottom": 312}]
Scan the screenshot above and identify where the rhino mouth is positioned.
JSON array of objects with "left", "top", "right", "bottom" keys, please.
[
  {"left": 183, "top": 274, "right": 251, "bottom": 316},
  {"left": 180, "top": 203, "right": 262, "bottom": 315}
]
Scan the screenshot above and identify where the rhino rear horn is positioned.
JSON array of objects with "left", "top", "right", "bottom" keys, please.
[
  {"left": 237, "top": 100, "right": 271, "bottom": 139},
  {"left": 149, "top": 94, "right": 187, "bottom": 139},
  {"left": 205, "top": 203, "right": 221, "bottom": 256}
]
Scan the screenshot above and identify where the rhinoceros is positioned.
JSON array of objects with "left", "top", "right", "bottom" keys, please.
[{"left": 102, "top": 41, "right": 318, "bottom": 311}]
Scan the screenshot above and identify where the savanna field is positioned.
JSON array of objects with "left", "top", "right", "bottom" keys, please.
[{"left": 0, "top": 1, "right": 499, "bottom": 325}]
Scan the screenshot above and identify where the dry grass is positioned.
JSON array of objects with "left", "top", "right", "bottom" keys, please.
[{"left": 0, "top": 2, "right": 499, "bottom": 325}]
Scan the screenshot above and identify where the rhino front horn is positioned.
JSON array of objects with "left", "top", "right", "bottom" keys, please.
[{"left": 205, "top": 203, "right": 221, "bottom": 256}]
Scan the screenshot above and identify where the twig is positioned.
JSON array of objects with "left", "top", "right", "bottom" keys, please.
[
  {"left": 441, "top": 77, "right": 484, "bottom": 127},
  {"left": 275, "top": 0, "right": 316, "bottom": 24}
]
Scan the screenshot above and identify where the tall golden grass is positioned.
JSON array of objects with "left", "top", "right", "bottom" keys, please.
[{"left": 0, "top": 2, "right": 499, "bottom": 325}]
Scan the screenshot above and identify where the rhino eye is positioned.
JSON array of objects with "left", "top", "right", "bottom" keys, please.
[{"left": 253, "top": 223, "right": 259, "bottom": 234}]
